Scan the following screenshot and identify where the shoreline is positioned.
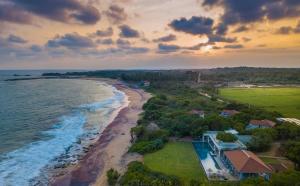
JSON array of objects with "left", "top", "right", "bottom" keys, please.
[{"left": 51, "top": 78, "right": 151, "bottom": 186}]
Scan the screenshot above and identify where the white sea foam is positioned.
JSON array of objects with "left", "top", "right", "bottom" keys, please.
[{"left": 0, "top": 83, "right": 129, "bottom": 186}]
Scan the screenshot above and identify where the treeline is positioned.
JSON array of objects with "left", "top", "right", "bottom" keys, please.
[{"left": 42, "top": 67, "right": 300, "bottom": 84}]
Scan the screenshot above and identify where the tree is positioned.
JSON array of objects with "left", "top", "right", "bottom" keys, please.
[
  {"left": 282, "top": 141, "right": 300, "bottom": 170},
  {"left": 248, "top": 130, "right": 274, "bottom": 152},
  {"left": 107, "top": 169, "right": 120, "bottom": 186}
]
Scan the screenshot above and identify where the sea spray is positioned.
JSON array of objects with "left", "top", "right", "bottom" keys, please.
[{"left": 0, "top": 81, "right": 129, "bottom": 186}]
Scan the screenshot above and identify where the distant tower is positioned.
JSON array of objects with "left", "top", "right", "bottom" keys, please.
[{"left": 197, "top": 72, "right": 201, "bottom": 83}]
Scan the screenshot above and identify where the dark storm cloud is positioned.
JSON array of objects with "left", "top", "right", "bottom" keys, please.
[
  {"left": 89, "top": 27, "right": 114, "bottom": 37},
  {"left": 119, "top": 25, "right": 140, "bottom": 38},
  {"left": 0, "top": 0, "right": 101, "bottom": 24},
  {"left": 7, "top": 34, "right": 27, "bottom": 44},
  {"left": 104, "top": 4, "right": 127, "bottom": 24},
  {"left": 158, "top": 43, "right": 181, "bottom": 53},
  {"left": 153, "top": 34, "right": 177, "bottom": 42},
  {"left": 47, "top": 33, "right": 96, "bottom": 49},
  {"left": 208, "top": 34, "right": 237, "bottom": 43},
  {"left": 224, "top": 44, "right": 244, "bottom": 49},
  {"left": 169, "top": 16, "right": 214, "bottom": 35},
  {"left": 0, "top": 4, "right": 32, "bottom": 24},
  {"left": 202, "top": 0, "right": 300, "bottom": 34}
]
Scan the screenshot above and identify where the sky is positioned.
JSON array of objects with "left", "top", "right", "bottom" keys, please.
[{"left": 0, "top": 0, "right": 300, "bottom": 69}]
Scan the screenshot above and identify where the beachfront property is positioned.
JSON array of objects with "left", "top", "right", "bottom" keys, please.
[
  {"left": 223, "top": 150, "right": 272, "bottom": 180},
  {"left": 246, "top": 119, "right": 276, "bottom": 130},
  {"left": 190, "top": 109, "right": 205, "bottom": 118},
  {"left": 220, "top": 110, "right": 240, "bottom": 118},
  {"left": 194, "top": 130, "right": 269, "bottom": 181}
]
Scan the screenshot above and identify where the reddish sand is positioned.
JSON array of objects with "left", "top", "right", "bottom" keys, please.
[{"left": 51, "top": 79, "right": 151, "bottom": 186}]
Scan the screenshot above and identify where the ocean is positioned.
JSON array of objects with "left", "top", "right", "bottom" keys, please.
[{"left": 0, "top": 71, "right": 128, "bottom": 185}]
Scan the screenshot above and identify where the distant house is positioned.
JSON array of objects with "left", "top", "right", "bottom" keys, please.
[
  {"left": 220, "top": 110, "right": 240, "bottom": 118},
  {"left": 246, "top": 120, "right": 276, "bottom": 130},
  {"left": 223, "top": 150, "right": 272, "bottom": 180},
  {"left": 190, "top": 109, "right": 205, "bottom": 118},
  {"left": 143, "top": 81, "right": 150, "bottom": 87}
]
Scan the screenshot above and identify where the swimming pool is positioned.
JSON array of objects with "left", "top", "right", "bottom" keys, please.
[{"left": 193, "top": 142, "right": 221, "bottom": 176}]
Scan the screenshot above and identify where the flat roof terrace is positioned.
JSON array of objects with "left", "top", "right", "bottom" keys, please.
[{"left": 203, "top": 131, "right": 247, "bottom": 156}]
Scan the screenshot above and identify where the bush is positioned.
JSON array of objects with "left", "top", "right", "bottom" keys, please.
[
  {"left": 129, "top": 139, "right": 164, "bottom": 154},
  {"left": 107, "top": 168, "right": 120, "bottom": 186},
  {"left": 119, "top": 161, "right": 181, "bottom": 186},
  {"left": 216, "top": 132, "right": 237, "bottom": 142}
]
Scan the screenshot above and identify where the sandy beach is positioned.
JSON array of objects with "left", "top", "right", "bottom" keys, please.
[{"left": 51, "top": 79, "right": 151, "bottom": 186}]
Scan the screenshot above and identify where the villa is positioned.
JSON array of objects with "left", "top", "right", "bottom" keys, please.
[
  {"left": 220, "top": 110, "right": 240, "bottom": 118},
  {"left": 223, "top": 150, "right": 272, "bottom": 180},
  {"left": 195, "top": 130, "right": 267, "bottom": 181},
  {"left": 202, "top": 131, "right": 247, "bottom": 157},
  {"left": 246, "top": 119, "right": 276, "bottom": 130}
]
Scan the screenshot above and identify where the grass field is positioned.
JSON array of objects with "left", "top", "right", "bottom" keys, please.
[
  {"left": 219, "top": 87, "right": 300, "bottom": 119},
  {"left": 144, "top": 142, "right": 206, "bottom": 185}
]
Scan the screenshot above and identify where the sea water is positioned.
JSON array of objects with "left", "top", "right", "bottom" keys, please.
[{"left": 0, "top": 71, "right": 128, "bottom": 185}]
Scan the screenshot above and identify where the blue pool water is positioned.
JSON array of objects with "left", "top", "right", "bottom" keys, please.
[{"left": 193, "top": 142, "right": 221, "bottom": 174}]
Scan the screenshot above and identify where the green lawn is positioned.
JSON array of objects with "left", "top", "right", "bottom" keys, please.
[
  {"left": 144, "top": 142, "right": 206, "bottom": 185},
  {"left": 219, "top": 87, "right": 300, "bottom": 119}
]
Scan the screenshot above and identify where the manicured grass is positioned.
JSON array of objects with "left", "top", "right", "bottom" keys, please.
[
  {"left": 219, "top": 87, "right": 300, "bottom": 119},
  {"left": 144, "top": 142, "right": 206, "bottom": 185},
  {"left": 260, "top": 157, "right": 280, "bottom": 164}
]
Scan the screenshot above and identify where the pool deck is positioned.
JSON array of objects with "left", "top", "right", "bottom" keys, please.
[{"left": 193, "top": 141, "right": 238, "bottom": 181}]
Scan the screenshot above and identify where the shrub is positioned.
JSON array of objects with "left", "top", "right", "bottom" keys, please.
[
  {"left": 119, "top": 161, "right": 181, "bottom": 186},
  {"left": 129, "top": 139, "right": 164, "bottom": 154},
  {"left": 216, "top": 132, "right": 237, "bottom": 142},
  {"left": 107, "top": 168, "right": 120, "bottom": 186}
]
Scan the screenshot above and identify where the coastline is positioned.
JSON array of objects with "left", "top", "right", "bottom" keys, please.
[{"left": 51, "top": 78, "right": 151, "bottom": 186}]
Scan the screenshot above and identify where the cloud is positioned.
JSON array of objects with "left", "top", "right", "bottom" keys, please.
[
  {"left": 202, "top": 0, "right": 300, "bottom": 32},
  {"left": 224, "top": 44, "right": 244, "bottom": 49},
  {"left": 153, "top": 34, "right": 177, "bottom": 42},
  {"left": 104, "top": 4, "right": 127, "bottom": 24},
  {"left": 47, "top": 33, "right": 96, "bottom": 50},
  {"left": 89, "top": 27, "right": 113, "bottom": 37},
  {"left": 275, "top": 21, "right": 300, "bottom": 34},
  {"left": 0, "top": 0, "right": 101, "bottom": 24},
  {"left": 208, "top": 34, "right": 236, "bottom": 43},
  {"left": 30, "top": 45, "right": 43, "bottom": 52},
  {"left": 0, "top": 4, "right": 32, "bottom": 24},
  {"left": 119, "top": 25, "right": 140, "bottom": 38},
  {"left": 169, "top": 16, "right": 214, "bottom": 35},
  {"left": 7, "top": 34, "right": 27, "bottom": 44},
  {"left": 96, "top": 38, "right": 114, "bottom": 45},
  {"left": 233, "top": 25, "right": 250, "bottom": 33},
  {"left": 158, "top": 43, "right": 181, "bottom": 53},
  {"left": 116, "top": 38, "right": 131, "bottom": 47},
  {"left": 275, "top": 26, "right": 294, "bottom": 34}
]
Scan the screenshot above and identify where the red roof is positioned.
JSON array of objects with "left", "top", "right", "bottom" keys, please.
[
  {"left": 224, "top": 150, "right": 272, "bottom": 173},
  {"left": 250, "top": 120, "right": 276, "bottom": 128}
]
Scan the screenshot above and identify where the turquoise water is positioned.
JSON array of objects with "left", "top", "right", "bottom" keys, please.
[
  {"left": 0, "top": 71, "right": 128, "bottom": 185},
  {"left": 193, "top": 142, "right": 221, "bottom": 174}
]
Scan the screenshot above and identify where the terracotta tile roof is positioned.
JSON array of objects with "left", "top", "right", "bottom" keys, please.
[
  {"left": 224, "top": 150, "right": 272, "bottom": 173},
  {"left": 249, "top": 120, "right": 276, "bottom": 128}
]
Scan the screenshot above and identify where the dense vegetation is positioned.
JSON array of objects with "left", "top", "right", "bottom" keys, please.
[
  {"left": 107, "top": 169, "right": 120, "bottom": 186},
  {"left": 42, "top": 67, "right": 300, "bottom": 84},
  {"left": 119, "top": 161, "right": 181, "bottom": 186}
]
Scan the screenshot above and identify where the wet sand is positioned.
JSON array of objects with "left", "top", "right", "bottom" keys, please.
[{"left": 51, "top": 79, "right": 151, "bottom": 186}]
